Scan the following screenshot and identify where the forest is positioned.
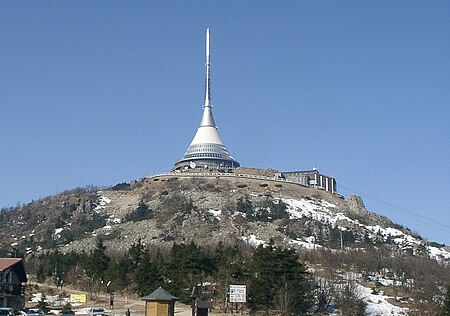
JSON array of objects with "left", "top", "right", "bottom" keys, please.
[{"left": 25, "top": 238, "right": 450, "bottom": 315}]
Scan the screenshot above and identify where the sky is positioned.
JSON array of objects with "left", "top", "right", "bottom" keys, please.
[{"left": 1, "top": 1, "right": 449, "bottom": 245}]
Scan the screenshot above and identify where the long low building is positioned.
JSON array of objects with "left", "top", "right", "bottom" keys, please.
[{"left": 282, "top": 168, "right": 337, "bottom": 194}]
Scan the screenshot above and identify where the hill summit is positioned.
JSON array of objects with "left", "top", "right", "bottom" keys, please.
[{"left": 1, "top": 167, "right": 447, "bottom": 259}]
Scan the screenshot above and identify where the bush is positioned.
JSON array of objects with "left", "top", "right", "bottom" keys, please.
[
  {"left": 111, "top": 182, "right": 131, "bottom": 190},
  {"left": 61, "top": 303, "right": 74, "bottom": 315},
  {"left": 125, "top": 202, "right": 153, "bottom": 222}
]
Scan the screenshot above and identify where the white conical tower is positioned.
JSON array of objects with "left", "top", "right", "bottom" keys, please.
[{"left": 173, "top": 28, "right": 240, "bottom": 171}]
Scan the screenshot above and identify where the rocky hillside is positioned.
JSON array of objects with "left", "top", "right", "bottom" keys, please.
[{"left": 1, "top": 168, "right": 448, "bottom": 262}]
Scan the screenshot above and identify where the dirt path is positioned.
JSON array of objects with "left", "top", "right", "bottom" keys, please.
[{"left": 32, "top": 283, "right": 230, "bottom": 316}]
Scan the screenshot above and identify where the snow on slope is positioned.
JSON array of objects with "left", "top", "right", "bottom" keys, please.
[
  {"left": 240, "top": 234, "right": 266, "bottom": 247},
  {"left": 358, "top": 284, "right": 409, "bottom": 316},
  {"left": 282, "top": 198, "right": 450, "bottom": 261},
  {"left": 93, "top": 195, "right": 111, "bottom": 212}
]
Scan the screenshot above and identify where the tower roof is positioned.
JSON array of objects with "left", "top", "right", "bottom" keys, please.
[{"left": 173, "top": 28, "right": 239, "bottom": 170}]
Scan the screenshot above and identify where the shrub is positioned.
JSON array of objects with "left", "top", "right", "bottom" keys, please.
[
  {"left": 111, "top": 182, "right": 131, "bottom": 190},
  {"left": 125, "top": 202, "right": 153, "bottom": 222}
]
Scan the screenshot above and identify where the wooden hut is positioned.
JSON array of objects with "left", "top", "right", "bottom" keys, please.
[{"left": 141, "top": 287, "right": 179, "bottom": 316}]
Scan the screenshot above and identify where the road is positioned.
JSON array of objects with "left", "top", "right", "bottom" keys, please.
[{"left": 32, "top": 283, "right": 231, "bottom": 316}]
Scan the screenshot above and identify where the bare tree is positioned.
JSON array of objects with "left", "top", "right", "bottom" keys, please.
[
  {"left": 314, "top": 279, "right": 334, "bottom": 313},
  {"left": 334, "top": 281, "right": 366, "bottom": 316}
]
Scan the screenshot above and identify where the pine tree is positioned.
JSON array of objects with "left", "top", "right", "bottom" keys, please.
[
  {"left": 248, "top": 240, "right": 312, "bottom": 315},
  {"left": 61, "top": 302, "right": 74, "bottom": 315},
  {"left": 128, "top": 239, "right": 145, "bottom": 270},
  {"left": 36, "top": 295, "right": 50, "bottom": 314},
  {"left": 165, "top": 242, "right": 217, "bottom": 303},
  {"left": 133, "top": 250, "right": 163, "bottom": 296},
  {"left": 104, "top": 256, "right": 131, "bottom": 291},
  {"left": 86, "top": 238, "right": 110, "bottom": 280}
]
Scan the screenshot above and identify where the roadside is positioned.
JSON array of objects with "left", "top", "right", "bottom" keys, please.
[{"left": 28, "top": 283, "right": 231, "bottom": 316}]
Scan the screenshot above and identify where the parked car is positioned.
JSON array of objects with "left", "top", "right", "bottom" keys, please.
[
  {"left": 88, "top": 308, "right": 105, "bottom": 316},
  {"left": 0, "top": 308, "right": 14, "bottom": 316},
  {"left": 26, "top": 309, "right": 43, "bottom": 316}
]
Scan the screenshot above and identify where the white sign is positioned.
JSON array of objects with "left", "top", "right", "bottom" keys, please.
[{"left": 229, "top": 285, "right": 246, "bottom": 303}]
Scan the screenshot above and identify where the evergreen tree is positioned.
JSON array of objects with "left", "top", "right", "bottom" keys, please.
[
  {"left": 86, "top": 238, "right": 110, "bottom": 280},
  {"left": 125, "top": 202, "right": 153, "bottom": 222},
  {"left": 165, "top": 242, "right": 217, "bottom": 303},
  {"left": 236, "top": 196, "right": 254, "bottom": 218},
  {"left": 213, "top": 243, "right": 246, "bottom": 282},
  {"left": 211, "top": 243, "right": 247, "bottom": 310},
  {"left": 36, "top": 264, "right": 45, "bottom": 283},
  {"left": 133, "top": 250, "right": 163, "bottom": 296},
  {"left": 128, "top": 239, "right": 145, "bottom": 271},
  {"left": 248, "top": 240, "right": 312, "bottom": 315},
  {"left": 104, "top": 256, "right": 131, "bottom": 291},
  {"left": 36, "top": 295, "right": 50, "bottom": 314},
  {"left": 61, "top": 302, "right": 74, "bottom": 315}
]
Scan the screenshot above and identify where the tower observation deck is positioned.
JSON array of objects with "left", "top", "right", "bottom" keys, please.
[{"left": 173, "top": 29, "right": 240, "bottom": 171}]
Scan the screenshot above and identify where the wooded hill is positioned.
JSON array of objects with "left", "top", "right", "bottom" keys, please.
[{"left": 1, "top": 170, "right": 449, "bottom": 314}]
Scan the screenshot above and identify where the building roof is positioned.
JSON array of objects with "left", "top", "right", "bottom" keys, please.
[
  {"left": 0, "top": 258, "right": 22, "bottom": 272},
  {"left": 283, "top": 169, "right": 335, "bottom": 179},
  {"left": 141, "top": 287, "right": 179, "bottom": 302},
  {"left": 0, "top": 258, "right": 27, "bottom": 282}
]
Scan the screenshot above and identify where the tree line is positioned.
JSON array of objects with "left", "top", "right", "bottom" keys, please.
[
  {"left": 27, "top": 239, "right": 314, "bottom": 315},
  {"left": 25, "top": 239, "right": 450, "bottom": 315}
]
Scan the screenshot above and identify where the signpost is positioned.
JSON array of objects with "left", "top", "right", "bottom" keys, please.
[{"left": 229, "top": 285, "right": 246, "bottom": 303}]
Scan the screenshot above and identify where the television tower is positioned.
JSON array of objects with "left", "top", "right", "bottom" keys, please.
[{"left": 173, "top": 28, "right": 240, "bottom": 171}]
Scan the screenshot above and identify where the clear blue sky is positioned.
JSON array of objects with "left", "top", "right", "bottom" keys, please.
[{"left": 1, "top": 1, "right": 449, "bottom": 245}]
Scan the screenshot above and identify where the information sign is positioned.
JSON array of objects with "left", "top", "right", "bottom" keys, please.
[
  {"left": 229, "top": 285, "right": 246, "bottom": 303},
  {"left": 69, "top": 294, "right": 87, "bottom": 303}
]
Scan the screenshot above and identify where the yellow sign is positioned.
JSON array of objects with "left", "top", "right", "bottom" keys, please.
[{"left": 69, "top": 294, "right": 87, "bottom": 303}]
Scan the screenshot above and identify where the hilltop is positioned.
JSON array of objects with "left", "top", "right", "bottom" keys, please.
[{"left": 1, "top": 168, "right": 447, "bottom": 258}]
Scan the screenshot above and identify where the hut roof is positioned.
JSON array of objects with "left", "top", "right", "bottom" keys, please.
[{"left": 141, "top": 287, "right": 179, "bottom": 302}]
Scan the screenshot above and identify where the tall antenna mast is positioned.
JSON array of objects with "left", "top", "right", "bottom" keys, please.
[
  {"left": 204, "top": 28, "right": 211, "bottom": 108},
  {"left": 199, "top": 28, "right": 215, "bottom": 127}
]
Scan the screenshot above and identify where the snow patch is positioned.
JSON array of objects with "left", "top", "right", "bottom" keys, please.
[
  {"left": 240, "top": 234, "right": 266, "bottom": 247},
  {"left": 290, "top": 237, "right": 322, "bottom": 250},
  {"left": 208, "top": 209, "right": 222, "bottom": 220},
  {"left": 107, "top": 216, "right": 121, "bottom": 225},
  {"left": 428, "top": 245, "right": 450, "bottom": 260},
  {"left": 283, "top": 198, "right": 450, "bottom": 263},
  {"left": 54, "top": 228, "right": 64, "bottom": 235},
  {"left": 283, "top": 198, "right": 341, "bottom": 226},
  {"left": 358, "top": 284, "right": 409, "bottom": 315},
  {"left": 93, "top": 196, "right": 111, "bottom": 212}
]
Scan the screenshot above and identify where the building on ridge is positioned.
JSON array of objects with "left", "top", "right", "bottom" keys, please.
[
  {"left": 282, "top": 168, "right": 337, "bottom": 194},
  {"left": 170, "top": 29, "right": 338, "bottom": 194},
  {"left": 173, "top": 28, "right": 240, "bottom": 171}
]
